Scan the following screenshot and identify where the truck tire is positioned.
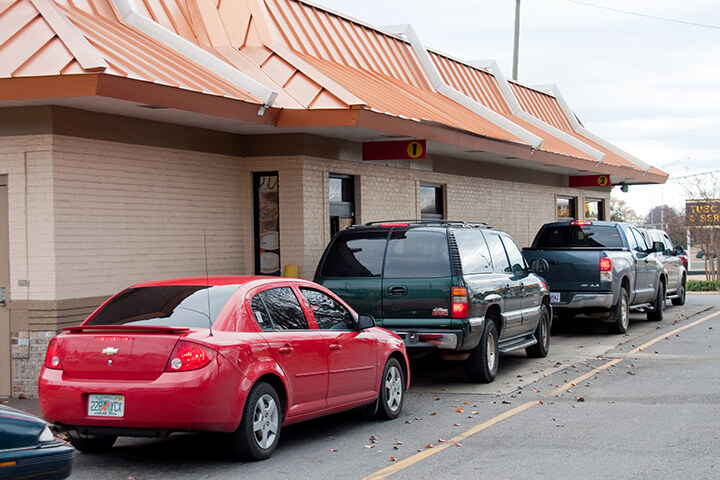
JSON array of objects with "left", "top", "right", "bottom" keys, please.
[
  {"left": 606, "top": 287, "right": 629, "bottom": 334},
  {"left": 671, "top": 278, "right": 686, "bottom": 306},
  {"left": 467, "top": 319, "right": 499, "bottom": 383},
  {"left": 526, "top": 304, "right": 551, "bottom": 358},
  {"left": 647, "top": 283, "right": 665, "bottom": 322}
]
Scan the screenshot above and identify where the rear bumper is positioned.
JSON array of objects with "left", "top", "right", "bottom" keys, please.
[
  {"left": 552, "top": 292, "right": 614, "bottom": 310},
  {"left": 391, "top": 317, "right": 483, "bottom": 351},
  {"left": 38, "top": 363, "right": 247, "bottom": 434}
]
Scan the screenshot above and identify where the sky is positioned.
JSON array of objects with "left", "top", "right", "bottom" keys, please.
[{"left": 313, "top": 0, "right": 720, "bottom": 219}]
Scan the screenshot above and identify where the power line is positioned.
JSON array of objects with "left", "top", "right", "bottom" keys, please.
[
  {"left": 671, "top": 169, "right": 720, "bottom": 180},
  {"left": 566, "top": 0, "right": 720, "bottom": 30}
]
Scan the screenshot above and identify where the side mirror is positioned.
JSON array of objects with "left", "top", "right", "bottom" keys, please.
[
  {"left": 528, "top": 258, "right": 549, "bottom": 274},
  {"left": 651, "top": 241, "right": 665, "bottom": 253},
  {"left": 357, "top": 314, "right": 376, "bottom": 330}
]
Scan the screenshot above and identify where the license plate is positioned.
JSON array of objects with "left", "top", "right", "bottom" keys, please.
[
  {"left": 549, "top": 292, "right": 561, "bottom": 304},
  {"left": 88, "top": 394, "right": 125, "bottom": 417}
]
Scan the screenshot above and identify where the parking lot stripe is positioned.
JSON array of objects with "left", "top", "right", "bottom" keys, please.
[{"left": 363, "top": 308, "right": 720, "bottom": 480}]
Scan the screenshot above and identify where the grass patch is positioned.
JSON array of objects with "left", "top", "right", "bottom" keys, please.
[{"left": 687, "top": 279, "right": 720, "bottom": 292}]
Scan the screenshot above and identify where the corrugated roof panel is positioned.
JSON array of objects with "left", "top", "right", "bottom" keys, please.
[
  {"left": 430, "top": 52, "right": 511, "bottom": 115},
  {"left": 298, "top": 53, "right": 523, "bottom": 143},
  {"left": 261, "top": 53, "right": 297, "bottom": 87},
  {"left": 284, "top": 69, "right": 323, "bottom": 105},
  {"left": 510, "top": 82, "right": 573, "bottom": 131},
  {"left": 1, "top": 16, "right": 56, "bottom": 76},
  {"left": 13, "top": 36, "right": 74, "bottom": 76}
]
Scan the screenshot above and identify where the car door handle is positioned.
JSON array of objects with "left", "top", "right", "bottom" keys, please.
[
  {"left": 387, "top": 286, "right": 408, "bottom": 297},
  {"left": 278, "top": 346, "right": 293, "bottom": 355},
  {"left": 329, "top": 344, "right": 342, "bottom": 351}
]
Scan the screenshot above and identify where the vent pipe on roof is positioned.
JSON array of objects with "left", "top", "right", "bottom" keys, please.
[
  {"left": 110, "top": 0, "right": 278, "bottom": 112},
  {"left": 537, "top": 84, "right": 652, "bottom": 173},
  {"left": 476, "top": 60, "right": 605, "bottom": 163},
  {"left": 383, "top": 24, "right": 543, "bottom": 151}
]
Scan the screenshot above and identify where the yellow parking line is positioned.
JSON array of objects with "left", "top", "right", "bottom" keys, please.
[{"left": 364, "top": 309, "right": 720, "bottom": 480}]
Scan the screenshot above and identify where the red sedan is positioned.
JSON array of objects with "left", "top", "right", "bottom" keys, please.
[{"left": 39, "top": 276, "right": 409, "bottom": 461}]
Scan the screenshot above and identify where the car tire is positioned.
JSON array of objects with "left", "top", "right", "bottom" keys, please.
[
  {"left": 228, "top": 382, "right": 282, "bottom": 461},
  {"left": 67, "top": 431, "right": 117, "bottom": 453},
  {"left": 467, "top": 319, "right": 499, "bottom": 383},
  {"left": 606, "top": 287, "right": 630, "bottom": 334},
  {"left": 376, "top": 357, "right": 405, "bottom": 420},
  {"left": 526, "top": 304, "right": 551, "bottom": 358},
  {"left": 647, "top": 283, "right": 665, "bottom": 322},
  {"left": 671, "top": 279, "right": 686, "bottom": 306}
]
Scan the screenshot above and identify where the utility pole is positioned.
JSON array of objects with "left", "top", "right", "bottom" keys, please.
[{"left": 512, "top": 0, "right": 521, "bottom": 80}]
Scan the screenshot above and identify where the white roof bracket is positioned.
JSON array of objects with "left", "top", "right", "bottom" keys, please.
[
  {"left": 383, "top": 24, "right": 543, "bottom": 150},
  {"left": 110, "top": 0, "right": 278, "bottom": 110},
  {"left": 538, "top": 84, "right": 651, "bottom": 172}
]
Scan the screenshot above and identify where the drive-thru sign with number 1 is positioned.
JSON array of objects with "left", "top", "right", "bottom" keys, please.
[{"left": 362, "top": 139, "right": 426, "bottom": 160}]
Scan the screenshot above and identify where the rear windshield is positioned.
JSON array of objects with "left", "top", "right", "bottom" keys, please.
[
  {"left": 86, "top": 285, "right": 239, "bottom": 328},
  {"left": 534, "top": 225, "right": 623, "bottom": 248},
  {"left": 384, "top": 230, "right": 451, "bottom": 279},
  {"left": 320, "top": 231, "right": 387, "bottom": 277}
]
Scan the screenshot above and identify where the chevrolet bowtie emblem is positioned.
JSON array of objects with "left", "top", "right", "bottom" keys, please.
[{"left": 102, "top": 347, "right": 119, "bottom": 356}]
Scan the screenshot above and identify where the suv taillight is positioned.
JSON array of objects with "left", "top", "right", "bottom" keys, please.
[
  {"left": 451, "top": 286, "right": 468, "bottom": 319},
  {"left": 165, "top": 341, "right": 216, "bottom": 372},
  {"left": 44, "top": 337, "right": 62, "bottom": 370}
]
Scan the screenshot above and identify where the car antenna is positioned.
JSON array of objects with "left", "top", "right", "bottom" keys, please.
[{"left": 203, "top": 229, "right": 214, "bottom": 337}]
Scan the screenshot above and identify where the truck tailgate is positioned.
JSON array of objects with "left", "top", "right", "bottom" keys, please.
[{"left": 524, "top": 249, "right": 601, "bottom": 291}]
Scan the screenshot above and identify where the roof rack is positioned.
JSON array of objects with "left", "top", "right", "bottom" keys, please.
[{"left": 361, "top": 220, "right": 492, "bottom": 229}]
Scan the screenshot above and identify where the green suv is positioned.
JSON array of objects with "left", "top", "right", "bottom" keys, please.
[{"left": 314, "top": 221, "right": 552, "bottom": 383}]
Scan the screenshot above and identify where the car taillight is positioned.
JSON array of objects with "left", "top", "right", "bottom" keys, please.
[
  {"left": 165, "top": 341, "right": 216, "bottom": 372},
  {"left": 44, "top": 337, "right": 62, "bottom": 370},
  {"left": 451, "top": 286, "right": 468, "bottom": 319},
  {"left": 600, "top": 258, "right": 612, "bottom": 271}
]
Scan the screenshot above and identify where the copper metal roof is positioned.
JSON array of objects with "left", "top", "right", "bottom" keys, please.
[{"left": 0, "top": 0, "right": 667, "bottom": 184}]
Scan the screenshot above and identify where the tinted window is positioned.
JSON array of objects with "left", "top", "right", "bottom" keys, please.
[
  {"left": 384, "top": 230, "right": 451, "bottom": 279},
  {"left": 87, "top": 285, "right": 238, "bottom": 328},
  {"left": 500, "top": 235, "right": 526, "bottom": 273},
  {"left": 630, "top": 227, "right": 648, "bottom": 251},
  {"left": 485, "top": 232, "right": 510, "bottom": 273},
  {"left": 250, "top": 287, "right": 308, "bottom": 330},
  {"left": 300, "top": 288, "right": 354, "bottom": 330},
  {"left": 534, "top": 225, "right": 623, "bottom": 248},
  {"left": 454, "top": 230, "right": 492, "bottom": 274},
  {"left": 320, "top": 231, "right": 387, "bottom": 277}
]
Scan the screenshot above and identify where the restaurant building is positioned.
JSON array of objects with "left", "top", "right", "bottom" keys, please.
[{"left": 0, "top": 0, "right": 666, "bottom": 397}]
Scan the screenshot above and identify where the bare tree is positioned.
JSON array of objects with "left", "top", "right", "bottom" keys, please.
[
  {"left": 643, "top": 205, "right": 687, "bottom": 247},
  {"left": 610, "top": 197, "right": 642, "bottom": 224},
  {"left": 683, "top": 173, "right": 720, "bottom": 281}
]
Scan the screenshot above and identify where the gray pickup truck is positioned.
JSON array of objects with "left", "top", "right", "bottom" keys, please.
[{"left": 523, "top": 221, "right": 665, "bottom": 334}]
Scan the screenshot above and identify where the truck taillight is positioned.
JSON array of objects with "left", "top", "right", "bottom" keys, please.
[
  {"left": 165, "top": 341, "right": 216, "bottom": 372},
  {"left": 600, "top": 258, "right": 612, "bottom": 271},
  {"left": 44, "top": 337, "right": 62, "bottom": 370},
  {"left": 600, "top": 257, "right": 612, "bottom": 283},
  {"left": 451, "top": 286, "right": 468, "bottom": 319}
]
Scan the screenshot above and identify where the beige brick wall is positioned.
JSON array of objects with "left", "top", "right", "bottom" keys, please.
[{"left": 51, "top": 135, "right": 250, "bottom": 299}]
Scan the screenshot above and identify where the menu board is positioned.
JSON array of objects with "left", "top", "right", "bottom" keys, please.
[{"left": 254, "top": 173, "right": 280, "bottom": 275}]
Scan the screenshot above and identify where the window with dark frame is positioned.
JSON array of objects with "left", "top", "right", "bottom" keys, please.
[
  {"left": 420, "top": 184, "right": 444, "bottom": 220},
  {"left": 557, "top": 196, "right": 577, "bottom": 220},
  {"left": 329, "top": 174, "right": 355, "bottom": 237},
  {"left": 584, "top": 198, "right": 605, "bottom": 220}
]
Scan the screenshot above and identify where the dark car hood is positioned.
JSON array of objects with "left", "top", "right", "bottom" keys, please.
[{"left": 0, "top": 404, "right": 46, "bottom": 449}]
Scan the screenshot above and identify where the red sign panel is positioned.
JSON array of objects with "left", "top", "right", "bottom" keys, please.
[
  {"left": 568, "top": 175, "right": 611, "bottom": 188},
  {"left": 363, "top": 140, "right": 426, "bottom": 161}
]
